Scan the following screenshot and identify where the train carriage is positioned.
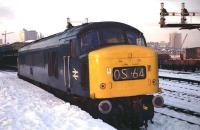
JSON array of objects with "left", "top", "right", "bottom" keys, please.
[{"left": 18, "top": 22, "right": 163, "bottom": 128}]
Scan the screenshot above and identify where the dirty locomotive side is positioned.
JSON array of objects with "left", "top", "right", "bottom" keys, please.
[{"left": 18, "top": 22, "right": 164, "bottom": 128}]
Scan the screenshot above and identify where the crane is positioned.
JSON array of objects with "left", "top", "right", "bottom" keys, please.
[
  {"left": 179, "top": 33, "right": 188, "bottom": 60},
  {"left": 181, "top": 33, "right": 188, "bottom": 49},
  {"left": 160, "top": 3, "right": 200, "bottom": 30},
  {"left": 2, "top": 31, "right": 14, "bottom": 44}
]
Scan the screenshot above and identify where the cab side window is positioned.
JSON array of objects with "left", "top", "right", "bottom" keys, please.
[
  {"left": 81, "top": 31, "right": 100, "bottom": 53},
  {"left": 136, "top": 37, "right": 146, "bottom": 46},
  {"left": 126, "top": 31, "right": 146, "bottom": 46},
  {"left": 126, "top": 31, "right": 137, "bottom": 45}
]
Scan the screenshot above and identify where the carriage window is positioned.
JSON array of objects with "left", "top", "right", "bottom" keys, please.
[
  {"left": 48, "top": 51, "right": 58, "bottom": 78},
  {"left": 81, "top": 31, "right": 99, "bottom": 53},
  {"left": 102, "top": 29, "right": 125, "bottom": 44}
]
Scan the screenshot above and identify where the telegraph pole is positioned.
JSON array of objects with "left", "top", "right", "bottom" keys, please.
[{"left": 2, "top": 31, "right": 14, "bottom": 44}]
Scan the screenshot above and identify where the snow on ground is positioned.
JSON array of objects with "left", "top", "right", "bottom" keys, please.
[
  {"left": 159, "top": 69, "right": 200, "bottom": 81},
  {"left": 0, "top": 70, "right": 200, "bottom": 130},
  {"left": 159, "top": 79, "right": 200, "bottom": 113},
  {"left": 161, "top": 90, "right": 200, "bottom": 113},
  {"left": 160, "top": 79, "right": 200, "bottom": 97},
  {"left": 155, "top": 108, "right": 200, "bottom": 125},
  {"left": 0, "top": 70, "right": 116, "bottom": 130},
  {"left": 148, "top": 113, "right": 200, "bottom": 130},
  {"left": 154, "top": 69, "right": 200, "bottom": 129}
]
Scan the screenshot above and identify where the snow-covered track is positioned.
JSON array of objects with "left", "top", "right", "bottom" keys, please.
[
  {"left": 159, "top": 76, "right": 200, "bottom": 85},
  {"left": 163, "top": 104, "right": 200, "bottom": 118},
  {"left": 156, "top": 74, "right": 200, "bottom": 126},
  {"left": 158, "top": 79, "right": 200, "bottom": 114},
  {"left": 159, "top": 69, "right": 200, "bottom": 83},
  {"left": 155, "top": 110, "right": 200, "bottom": 126},
  {"left": 159, "top": 69, "right": 200, "bottom": 75},
  {"left": 162, "top": 89, "right": 200, "bottom": 99}
]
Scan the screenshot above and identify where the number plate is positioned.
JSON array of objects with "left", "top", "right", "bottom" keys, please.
[{"left": 113, "top": 66, "right": 146, "bottom": 81}]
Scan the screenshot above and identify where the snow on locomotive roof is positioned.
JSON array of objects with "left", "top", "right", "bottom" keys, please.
[{"left": 19, "top": 22, "right": 142, "bottom": 53}]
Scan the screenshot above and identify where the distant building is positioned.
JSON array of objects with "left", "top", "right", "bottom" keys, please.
[
  {"left": 169, "top": 32, "right": 182, "bottom": 49},
  {"left": 159, "top": 41, "right": 168, "bottom": 48},
  {"left": 38, "top": 33, "right": 44, "bottom": 39},
  {"left": 0, "top": 39, "right": 2, "bottom": 45},
  {"left": 19, "top": 29, "right": 39, "bottom": 42}
]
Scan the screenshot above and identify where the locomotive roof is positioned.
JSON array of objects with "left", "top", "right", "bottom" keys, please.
[{"left": 19, "top": 22, "right": 142, "bottom": 53}]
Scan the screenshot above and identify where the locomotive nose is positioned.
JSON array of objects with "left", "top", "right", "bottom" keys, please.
[
  {"left": 152, "top": 95, "right": 164, "bottom": 108},
  {"left": 89, "top": 45, "right": 159, "bottom": 99}
]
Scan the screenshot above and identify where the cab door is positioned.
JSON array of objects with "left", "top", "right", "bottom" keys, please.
[{"left": 63, "top": 39, "right": 81, "bottom": 93}]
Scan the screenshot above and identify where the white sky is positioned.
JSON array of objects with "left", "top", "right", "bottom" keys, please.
[{"left": 0, "top": 0, "right": 200, "bottom": 47}]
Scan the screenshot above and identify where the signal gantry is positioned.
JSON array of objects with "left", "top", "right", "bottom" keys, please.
[{"left": 160, "top": 3, "right": 200, "bottom": 30}]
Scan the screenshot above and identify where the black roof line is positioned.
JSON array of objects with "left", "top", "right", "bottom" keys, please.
[
  {"left": 19, "top": 21, "right": 144, "bottom": 52},
  {"left": 24, "top": 21, "right": 142, "bottom": 46}
]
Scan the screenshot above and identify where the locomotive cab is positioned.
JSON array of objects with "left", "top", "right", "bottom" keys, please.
[{"left": 76, "top": 26, "right": 159, "bottom": 99}]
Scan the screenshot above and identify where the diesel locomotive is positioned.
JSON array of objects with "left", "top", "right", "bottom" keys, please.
[{"left": 18, "top": 21, "right": 164, "bottom": 128}]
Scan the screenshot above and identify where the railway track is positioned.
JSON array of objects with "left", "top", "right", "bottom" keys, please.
[
  {"left": 155, "top": 111, "right": 200, "bottom": 126},
  {"left": 155, "top": 105, "right": 200, "bottom": 126},
  {"left": 162, "top": 88, "right": 200, "bottom": 99},
  {"left": 159, "top": 76, "right": 200, "bottom": 85},
  {"left": 163, "top": 104, "right": 200, "bottom": 118},
  {"left": 157, "top": 75, "right": 200, "bottom": 126}
]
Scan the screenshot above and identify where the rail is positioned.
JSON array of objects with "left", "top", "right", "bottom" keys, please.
[
  {"left": 159, "top": 76, "right": 200, "bottom": 85},
  {"left": 155, "top": 111, "right": 200, "bottom": 126}
]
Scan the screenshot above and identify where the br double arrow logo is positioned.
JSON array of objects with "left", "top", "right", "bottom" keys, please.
[{"left": 72, "top": 68, "right": 79, "bottom": 80}]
